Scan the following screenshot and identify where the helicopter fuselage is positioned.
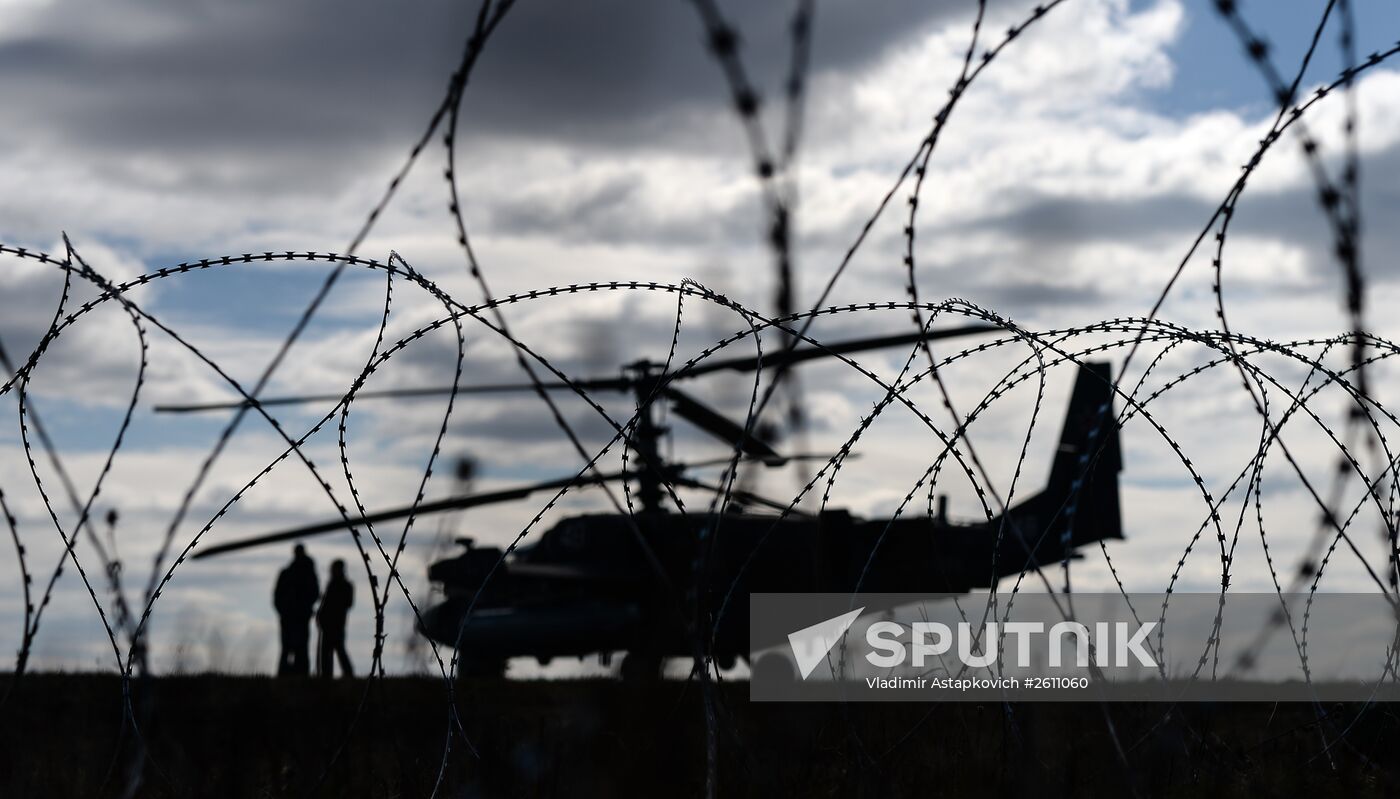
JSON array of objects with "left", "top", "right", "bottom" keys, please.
[{"left": 417, "top": 496, "right": 1120, "bottom": 667}]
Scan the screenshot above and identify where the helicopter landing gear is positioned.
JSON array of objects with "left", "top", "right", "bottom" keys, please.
[
  {"left": 619, "top": 650, "right": 664, "bottom": 682},
  {"left": 685, "top": 652, "right": 738, "bottom": 679}
]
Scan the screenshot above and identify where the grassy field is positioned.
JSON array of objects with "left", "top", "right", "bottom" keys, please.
[{"left": 1, "top": 672, "right": 1397, "bottom": 797}]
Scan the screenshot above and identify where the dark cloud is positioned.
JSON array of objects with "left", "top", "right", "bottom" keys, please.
[
  {"left": 464, "top": 0, "right": 966, "bottom": 143},
  {"left": 963, "top": 275, "right": 1111, "bottom": 309},
  {"left": 0, "top": 0, "right": 965, "bottom": 192},
  {"left": 477, "top": 169, "right": 765, "bottom": 247},
  {"left": 455, "top": 401, "right": 624, "bottom": 444},
  {"left": 976, "top": 191, "right": 1208, "bottom": 246}
]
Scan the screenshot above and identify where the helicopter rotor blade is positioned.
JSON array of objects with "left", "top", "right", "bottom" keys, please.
[
  {"left": 672, "top": 475, "right": 808, "bottom": 516},
  {"left": 154, "top": 377, "right": 633, "bottom": 414},
  {"left": 677, "top": 323, "right": 1002, "bottom": 379},
  {"left": 188, "top": 447, "right": 831, "bottom": 560},
  {"left": 190, "top": 468, "right": 641, "bottom": 559},
  {"left": 661, "top": 386, "right": 781, "bottom": 463},
  {"left": 155, "top": 325, "right": 998, "bottom": 414},
  {"left": 681, "top": 452, "right": 858, "bottom": 469}
]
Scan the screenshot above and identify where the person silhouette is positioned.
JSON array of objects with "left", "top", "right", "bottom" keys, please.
[
  {"left": 273, "top": 544, "right": 320, "bottom": 676},
  {"left": 316, "top": 559, "right": 354, "bottom": 678}
]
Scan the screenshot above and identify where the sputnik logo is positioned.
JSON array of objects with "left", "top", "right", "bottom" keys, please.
[{"left": 786, "top": 607, "right": 864, "bottom": 679}]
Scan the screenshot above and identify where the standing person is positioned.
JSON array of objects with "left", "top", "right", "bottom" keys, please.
[
  {"left": 316, "top": 559, "right": 354, "bottom": 678},
  {"left": 273, "top": 544, "right": 319, "bottom": 676}
]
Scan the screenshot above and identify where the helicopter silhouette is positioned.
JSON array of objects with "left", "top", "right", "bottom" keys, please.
[{"left": 166, "top": 325, "right": 1123, "bottom": 679}]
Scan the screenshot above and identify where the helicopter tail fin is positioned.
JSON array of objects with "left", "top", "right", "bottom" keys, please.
[{"left": 995, "top": 361, "right": 1123, "bottom": 576}]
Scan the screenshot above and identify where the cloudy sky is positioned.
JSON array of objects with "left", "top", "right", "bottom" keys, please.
[{"left": 2, "top": 0, "right": 1399, "bottom": 675}]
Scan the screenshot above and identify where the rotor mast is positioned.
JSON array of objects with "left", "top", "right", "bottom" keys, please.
[{"left": 627, "top": 360, "right": 669, "bottom": 514}]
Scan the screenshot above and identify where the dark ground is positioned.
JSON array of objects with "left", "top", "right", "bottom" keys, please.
[{"left": 1, "top": 673, "right": 1398, "bottom": 797}]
